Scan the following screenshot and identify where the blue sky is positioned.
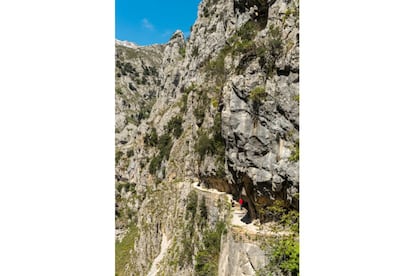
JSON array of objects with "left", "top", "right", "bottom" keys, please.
[{"left": 116, "top": 0, "right": 202, "bottom": 46}]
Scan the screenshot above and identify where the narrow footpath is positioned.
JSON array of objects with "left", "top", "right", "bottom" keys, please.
[{"left": 191, "top": 181, "right": 290, "bottom": 237}]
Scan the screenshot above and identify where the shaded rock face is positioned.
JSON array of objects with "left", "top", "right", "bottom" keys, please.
[
  {"left": 219, "top": 231, "right": 269, "bottom": 276},
  {"left": 115, "top": 0, "right": 299, "bottom": 274}
]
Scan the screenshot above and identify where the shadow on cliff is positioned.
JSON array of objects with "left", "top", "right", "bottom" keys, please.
[{"left": 241, "top": 201, "right": 252, "bottom": 224}]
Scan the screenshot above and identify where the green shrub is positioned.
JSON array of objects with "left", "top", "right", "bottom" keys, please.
[
  {"left": 281, "top": 210, "right": 299, "bottom": 233},
  {"left": 205, "top": 53, "right": 226, "bottom": 82},
  {"left": 262, "top": 199, "right": 287, "bottom": 221},
  {"left": 194, "top": 106, "right": 206, "bottom": 126},
  {"left": 186, "top": 190, "right": 198, "bottom": 219},
  {"left": 144, "top": 127, "right": 158, "bottom": 147},
  {"left": 193, "top": 92, "right": 208, "bottom": 126},
  {"left": 149, "top": 154, "right": 162, "bottom": 175},
  {"left": 211, "top": 98, "right": 218, "bottom": 109},
  {"left": 237, "top": 20, "right": 259, "bottom": 41},
  {"left": 180, "top": 92, "right": 188, "bottom": 113},
  {"left": 158, "top": 133, "right": 172, "bottom": 159},
  {"left": 137, "top": 107, "right": 150, "bottom": 122},
  {"left": 259, "top": 199, "right": 299, "bottom": 232},
  {"left": 115, "top": 150, "right": 124, "bottom": 163},
  {"left": 249, "top": 86, "right": 267, "bottom": 111},
  {"left": 195, "top": 133, "right": 214, "bottom": 159},
  {"left": 115, "top": 224, "right": 139, "bottom": 276},
  {"left": 265, "top": 235, "right": 299, "bottom": 276},
  {"left": 148, "top": 132, "right": 172, "bottom": 175},
  {"left": 289, "top": 140, "right": 299, "bottom": 162},
  {"left": 165, "top": 116, "right": 183, "bottom": 138},
  {"left": 195, "top": 221, "right": 226, "bottom": 276},
  {"left": 234, "top": 39, "right": 256, "bottom": 54},
  {"left": 179, "top": 46, "right": 186, "bottom": 58},
  {"left": 195, "top": 113, "right": 225, "bottom": 168},
  {"left": 126, "top": 115, "right": 139, "bottom": 126},
  {"left": 127, "top": 149, "right": 134, "bottom": 158},
  {"left": 293, "top": 94, "right": 300, "bottom": 102},
  {"left": 270, "top": 37, "right": 283, "bottom": 52},
  {"left": 199, "top": 196, "right": 208, "bottom": 227},
  {"left": 184, "top": 83, "right": 197, "bottom": 94},
  {"left": 191, "top": 46, "right": 199, "bottom": 57}
]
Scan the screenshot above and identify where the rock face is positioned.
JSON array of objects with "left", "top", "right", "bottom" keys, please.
[
  {"left": 115, "top": 0, "right": 299, "bottom": 275},
  {"left": 219, "top": 231, "right": 269, "bottom": 276}
]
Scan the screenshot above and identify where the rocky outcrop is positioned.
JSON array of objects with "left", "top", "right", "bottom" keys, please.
[
  {"left": 219, "top": 231, "right": 268, "bottom": 275},
  {"left": 115, "top": 0, "right": 299, "bottom": 275}
]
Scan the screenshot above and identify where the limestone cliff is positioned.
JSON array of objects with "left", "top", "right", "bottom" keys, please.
[{"left": 115, "top": 0, "right": 299, "bottom": 275}]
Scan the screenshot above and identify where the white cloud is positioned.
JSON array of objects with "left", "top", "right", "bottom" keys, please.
[{"left": 141, "top": 18, "right": 154, "bottom": 31}]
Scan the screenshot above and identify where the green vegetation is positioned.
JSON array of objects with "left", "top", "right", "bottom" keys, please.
[
  {"left": 205, "top": 50, "right": 228, "bottom": 85},
  {"left": 143, "top": 66, "right": 158, "bottom": 77},
  {"left": 249, "top": 86, "right": 267, "bottom": 105},
  {"left": 234, "top": 39, "right": 256, "bottom": 54},
  {"left": 195, "top": 113, "right": 226, "bottom": 178},
  {"left": 232, "top": 20, "right": 261, "bottom": 57},
  {"left": 289, "top": 140, "right": 299, "bottom": 162},
  {"left": 179, "top": 83, "right": 196, "bottom": 114},
  {"left": 195, "top": 132, "right": 214, "bottom": 160},
  {"left": 177, "top": 190, "right": 199, "bottom": 266},
  {"left": 258, "top": 25, "right": 283, "bottom": 77},
  {"left": 165, "top": 116, "right": 183, "bottom": 138},
  {"left": 237, "top": 20, "right": 259, "bottom": 41},
  {"left": 212, "top": 113, "right": 226, "bottom": 176},
  {"left": 195, "top": 221, "right": 226, "bottom": 276},
  {"left": 116, "top": 181, "right": 136, "bottom": 194},
  {"left": 193, "top": 91, "right": 209, "bottom": 126},
  {"left": 115, "top": 224, "right": 139, "bottom": 276},
  {"left": 293, "top": 94, "right": 300, "bottom": 102},
  {"left": 149, "top": 133, "right": 173, "bottom": 175},
  {"left": 206, "top": 53, "right": 225, "bottom": 77},
  {"left": 211, "top": 98, "right": 219, "bottom": 109},
  {"left": 179, "top": 46, "right": 186, "bottom": 58},
  {"left": 198, "top": 196, "right": 208, "bottom": 229},
  {"left": 250, "top": 86, "right": 267, "bottom": 115},
  {"left": 144, "top": 127, "right": 158, "bottom": 147},
  {"left": 193, "top": 106, "right": 205, "bottom": 126},
  {"left": 116, "top": 60, "right": 137, "bottom": 76},
  {"left": 186, "top": 190, "right": 198, "bottom": 219},
  {"left": 258, "top": 199, "right": 299, "bottom": 232},
  {"left": 180, "top": 92, "right": 189, "bottom": 113},
  {"left": 191, "top": 46, "right": 199, "bottom": 57},
  {"left": 258, "top": 235, "right": 299, "bottom": 276},
  {"left": 126, "top": 115, "right": 139, "bottom": 126},
  {"left": 158, "top": 133, "right": 173, "bottom": 159},
  {"left": 115, "top": 150, "right": 124, "bottom": 163},
  {"left": 282, "top": 5, "right": 299, "bottom": 25},
  {"left": 149, "top": 155, "right": 162, "bottom": 175},
  {"left": 123, "top": 47, "right": 139, "bottom": 60},
  {"left": 136, "top": 100, "right": 154, "bottom": 123},
  {"left": 259, "top": 199, "right": 285, "bottom": 221},
  {"left": 257, "top": 198, "right": 299, "bottom": 276}
]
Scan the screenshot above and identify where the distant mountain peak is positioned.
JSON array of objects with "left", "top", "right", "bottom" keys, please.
[{"left": 115, "top": 39, "right": 138, "bottom": 49}]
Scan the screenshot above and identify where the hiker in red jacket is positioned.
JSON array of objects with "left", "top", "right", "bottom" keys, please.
[{"left": 239, "top": 198, "right": 243, "bottom": 210}]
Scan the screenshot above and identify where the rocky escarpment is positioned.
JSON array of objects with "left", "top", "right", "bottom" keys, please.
[{"left": 115, "top": 0, "right": 299, "bottom": 275}]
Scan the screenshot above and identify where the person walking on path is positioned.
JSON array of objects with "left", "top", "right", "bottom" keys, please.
[{"left": 239, "top": 198, "right": 244, "bottom": 210}]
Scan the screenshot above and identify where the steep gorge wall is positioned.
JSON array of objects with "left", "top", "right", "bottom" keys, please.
[{"left": 115, "top": 0, "right": 299, "bottom": 274}]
